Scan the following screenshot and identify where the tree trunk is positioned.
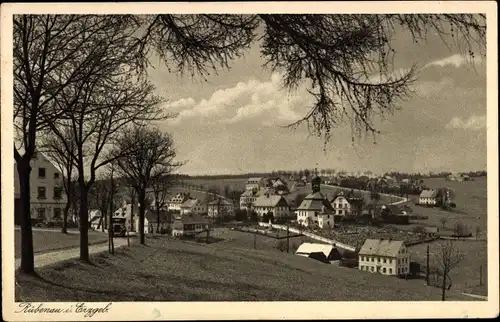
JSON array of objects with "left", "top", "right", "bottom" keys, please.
[
  {"left": 156, "top": 207, "right": 161, "bottom": 234},
  {"left": 79, "top": 186, "right": 90, "bottom": 262},
  {"left": 62, "top": 199, "right": 70, "bottom": 234},
  {"left": 138, "top": 190, "right": 146, "bottom": 245},
  {"left": 17, "top": 160, "right": 35, "bottom": 274},
  {"left": 441, "top": 271, "right": 447, "bottom": 301}
]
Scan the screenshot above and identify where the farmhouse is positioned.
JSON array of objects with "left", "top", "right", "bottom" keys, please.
[
  {"left": 180, "top": 198, "right": 207, "bottom": 215},
  {"left": 239, "top": 188, "right": 260, "bottom": 209},
  {"left": 295, "top": 176, "right": 335, "bottom": 228},
  {"left": 14, "top": 151, "right": 67, "bottom": 225},
  {"left": 171, "top": 214, "right": 210, "bottom": 237},
  {"left": 168, "top": 192, "right": 191, "bottom": 211},
  {"left": 295, "top": 242, "right": 341, "bottom": 264},
  {"left": 330, "top": 191, "right": 364, "bottom": 216},
  {"left": 253, "top": 194, "right": 290, "bottom": 220},
  {"left": 419, "top": 189, "right": 438, "bottom": 206},
  {"left": 207, "top": 198, "right": 235, "bottom": 219},
  {"left": 358, "top": 239, "right": 410, "bottom": 276}
]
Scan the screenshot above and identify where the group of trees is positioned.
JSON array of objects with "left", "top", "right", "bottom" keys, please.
[{"left": 14, "top": 13, "right": 485, "bottom": 275}]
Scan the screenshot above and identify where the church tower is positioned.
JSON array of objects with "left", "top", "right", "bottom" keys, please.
[{"left": 311, "top": 167, "right": 321, "bottom": 193}]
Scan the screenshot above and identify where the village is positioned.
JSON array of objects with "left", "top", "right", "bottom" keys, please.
[{"left": 14, "top": 151, "right": 486, "bottom": 296}]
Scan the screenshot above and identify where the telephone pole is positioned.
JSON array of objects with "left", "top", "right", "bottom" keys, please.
[
  {"left": 286, "top": 219, "right": 290, "bottom": 253},
  {"left": 109, "top": 164, "right": 115, "bottom": 255},
  {"left": 426, "top": 244, "right": 430, "bottom": 285}
]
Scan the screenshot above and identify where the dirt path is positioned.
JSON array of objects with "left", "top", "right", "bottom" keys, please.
[{"left": 15, "top": 238, "right": 131, "bottom": 269}]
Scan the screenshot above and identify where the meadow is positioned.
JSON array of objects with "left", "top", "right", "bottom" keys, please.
[{"left": 16, "top": 236, "right": 477, "bottom": 302}]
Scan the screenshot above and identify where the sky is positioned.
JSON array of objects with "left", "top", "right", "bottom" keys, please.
[{"left": 146, "top": 20, "right": 487, "bottom": 176}]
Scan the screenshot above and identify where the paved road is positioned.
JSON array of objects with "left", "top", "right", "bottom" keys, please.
[{"left": 15, "top": 238, "right": 131, "bottom": 269}]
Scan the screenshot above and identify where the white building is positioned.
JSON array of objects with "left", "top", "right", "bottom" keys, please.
[
  {"left": 180, "top": 198, "right": 207, "bottom": 215},
  {"left": 295, "top": 242, "right": 341, "bottom": 263},
  {"left": 168, "top": 192, "right": 191, "bottom": 211},
  {"left": 419, "top": 189, "right": 438, "bottom": 206},
  {"left": 245, "top": 177, "right": 264, "bottom": 191},
  {"left": 252, "top": 194, "right": 290, "bottom": 220},
  {"left": 358, "top": 239, "right": 411, "bottom": 276},
  {"left": 295, "top": 176, "right": 335, "bottom": 229},
  {"left": 14, "top": 151, "right": 66, "bottom": 223},
  {"left": 239, "top": 188, "right": 260, "bottom": 210},
  {"left": 207, "top": 198, "right": 235, "bottom": 219}
]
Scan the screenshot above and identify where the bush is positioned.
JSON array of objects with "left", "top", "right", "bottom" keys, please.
[{"left": 276, "top": 240, "right": 287, "bottom": 252}]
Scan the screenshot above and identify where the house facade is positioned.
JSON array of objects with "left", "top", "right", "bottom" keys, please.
[
  {"left": 168, "top": 192, "right": 191, "bottom": 211},
  {"left": 14, "top": 151, "right": 66, "bottom": 224},
  {"left": 419, "top": 189, "right": 438, "bottom": 206},
  {"left": 245, "top": 177, "right": 264, "bottom": 191},
  {"left": 207, "top": 198, "right": 235, "bottom": 219},
  {"left": 239, "top": 188, "right": 260, "bottom": 209},
  {"left": 252, "top": 194, "right": 290, "bottom": 220},
  {"left": 295, "top": 176, "right": 335, "bottom": 229},
  {"left": 171, "top": 214, "right": 210, "bottom": 237},
  {"left": 358, "top": 239, "right": 411, "bottom": 276},
  {"left": 145, "top": 209, "right": 171, "bottom": 233},
  {"left": 180, "top": 198, "right": 207, "bottom": 215}
]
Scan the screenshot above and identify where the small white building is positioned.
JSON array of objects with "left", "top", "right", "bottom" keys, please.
[
  {"left": 419, "top": 189, "right": 438, "bottom": 206},
  {"left": 180, "top": 198, "right": 207, "bottom": 215},
  {"left": 295, "top": 176, "right": 335, "bottom": 229},
  {"left": 252, "top": 194, "right": 290, "bottom": 220},
  {"left": 207, "top": 198, "right": 235, "bottom": 219},
  {"left": 172, "top": 214, "right": 210, "bottom": 237},
  {"left": 295, "top": 243, "right": 341, "bottom": 263},
  {"left": 358, "top": 239, "right": 411, "bottom": 276},
  {"left": 239, "top": 188, "right": 260, "bottom": 210}
]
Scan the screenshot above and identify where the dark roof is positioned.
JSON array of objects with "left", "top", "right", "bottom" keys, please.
[{"left": 254, "top": 195, "right": 289, "bottom": 208}]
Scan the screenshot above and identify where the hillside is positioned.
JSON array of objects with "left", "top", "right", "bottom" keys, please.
[{"left": 16, "top": 237, "right": 476, "bottom": 301}]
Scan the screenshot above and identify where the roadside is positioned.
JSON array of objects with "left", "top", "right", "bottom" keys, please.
[{"left": 15, "top": 237, "right": 132, "bottom": 269}]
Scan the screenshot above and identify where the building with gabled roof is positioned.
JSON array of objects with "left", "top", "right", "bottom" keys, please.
[
  {"left": 207, "top": 198, "right": 234, "bottom": 219},
  {"left": 295, "top": 175, "right": 335, "bottom": 229},
  {"left": 180, "top": 198, "right": 207, "bottom": 215},
  {"left": 168, "top": 192, "right": 191, "bottom": 211},
  {"left": 253, "top": 194, "right": 290, "bottom": 220},
  {"left": 295, "top": 243, "right": 341, "bottom": 263},
  {"left": 358, "top": 238, "right": 410, "bottom": 276},
  {"left": 171, "top": 214, "right": 210, "bottom": 237},
  {"left": 245, "top": 177, "right": 265, "bottom": 191},
  {"left": 419, "top": 189, "right": 438, "bottom": 206}
]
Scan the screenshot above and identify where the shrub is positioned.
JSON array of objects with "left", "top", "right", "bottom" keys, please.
[{"left": 276, "top": 240, "right": 287, "bottom": 252}]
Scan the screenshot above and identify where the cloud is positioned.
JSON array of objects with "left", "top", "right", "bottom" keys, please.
[
  {"left": 425, "top": 54, "right": 483, "bottom": 69},
  {"left": 445, "top": 114, "right": 486, "bottom": 130},
  {"left": 164, "top": 72, "right": 311, "bottom": 126}
]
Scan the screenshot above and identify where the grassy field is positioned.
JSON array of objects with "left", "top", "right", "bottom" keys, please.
[
  {"left": 406, "top": 177, "right": 487, "bottom": 233},
  {"left": 408, "top": 239, "right": 488, "bottom": 296},
  {"left": 16, "top": 236, "right": 477, "bottom": 302},
  {"left": 14, "top": 229, "right": 108, "bottom": 258}
]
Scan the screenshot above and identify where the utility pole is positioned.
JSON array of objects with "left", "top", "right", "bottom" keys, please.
[
  {"left": 253, "top": 230, "right": 257, "bottom": 250},
  {"left": 286, "top": 219, "right": 290, "bottom": 253},
  {"left": 479, "top": 265, "right": 483, "bottom": 286},
  {"left": 426, "top": 244, "right": 430, "bottom": 285}
]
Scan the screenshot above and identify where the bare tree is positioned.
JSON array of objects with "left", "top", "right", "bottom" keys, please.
[
  {"left": 440, "top": 217, "right": 447, "bottom": 230},
  {"left": 39, "top": 125, "right": 77, "bottom": 233},
  {"left": 40, "top": 17, "right": 166, "bottom": 262},
  {"left": 13, "top": 15, "right": 135, "bottom": 273},
  {"left": 88, "top": 176, "right": 115, "bottom": 232},
  {"left": 152, "top": 175, "right": 177, "bottom": 233},
  {"left": 112, "top": 125, "right": 182, "bottom": 245},
  {"left": 434, "top": 240, "right": 464, "bottom": 301}
]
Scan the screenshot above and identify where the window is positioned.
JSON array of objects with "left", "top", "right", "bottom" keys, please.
[
  {"left": 54, "top": 187, "right": 63, "bottom": 199},
  {"left": 383, "top": 258, "right": 387, "bottom": 263},
  {"left": 382, "top": 267, "right": 386, "bottom": 273},
  {"left": 54, "top": 172, "right": 60, "bottom": 179},
  {"left": 38, "top": 168, "right": 46, "bottom": 178},
  {"left": 371, "top": 257, "right": 374, "bottom": 262},
  {"left": 37, "top": 208, "right": 46, "bottom": 219},
  {"left": 389, "top": 268, "right": 392, "bottom": 274},
  {"left": 37, "top": 187, "right": 46, "bottom": 199},
  {"left": 371, "top": 267, "right": 374, "bottom": 272},
  {"left": 53, "top": 208, "right": 62, "bottom": 219}
]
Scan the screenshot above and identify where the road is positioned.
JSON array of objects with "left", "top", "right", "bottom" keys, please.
[{"left": 15, "top": 238, "right": 131, "bottom": 269}]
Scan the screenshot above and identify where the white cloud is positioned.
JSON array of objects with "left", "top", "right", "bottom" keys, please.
[
  {"left": 164, "top": 72, "right": 311, "bottom": 126},
  {"left": 425, "top": 54, "right": 483, "bottom": 69},
  {"left": 445, "top": 114, "right": 486, "bottom": 130}
]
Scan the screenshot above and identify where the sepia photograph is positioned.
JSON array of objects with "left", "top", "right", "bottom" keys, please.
[{"left": 1, "top": 1, "right": 498, "bottom": 320}]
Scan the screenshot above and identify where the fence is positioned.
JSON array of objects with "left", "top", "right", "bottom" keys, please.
[{"left": 258, "top": 222, "right": 356, "bottom": 252}]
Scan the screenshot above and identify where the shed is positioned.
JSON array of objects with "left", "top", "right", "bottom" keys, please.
[{"left": 295, "top": 243, "right": 341, "bottom": 263}]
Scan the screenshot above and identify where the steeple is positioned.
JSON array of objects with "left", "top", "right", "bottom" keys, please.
[{"left": 311, "top": 166, "right": 321, "bottom": 193}]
